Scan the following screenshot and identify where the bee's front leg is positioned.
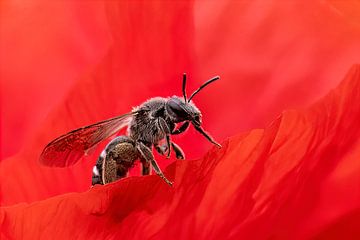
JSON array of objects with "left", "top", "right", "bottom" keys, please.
[
  {"left": 171, "top": 142, "right": 185, "bottom": 160},
  {"left": 136, "top": 141, "right": 173, "bottom": 186},
  {"left": 171, "top": 121, "right": 190, "bottom": 135}
]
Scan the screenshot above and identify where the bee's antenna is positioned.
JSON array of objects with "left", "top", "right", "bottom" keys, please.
[
  {"left": 182, "top": 73, "right": 187, "bottom": 103},
  {"left": 188, "top": 76, "right": 220, "bottom": 102}
]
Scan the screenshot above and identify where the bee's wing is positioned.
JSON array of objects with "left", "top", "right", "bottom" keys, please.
[{"left": 40, "top": 111, "right": 139, "bottom": 167}]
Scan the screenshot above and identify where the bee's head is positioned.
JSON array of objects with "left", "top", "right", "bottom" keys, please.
[
  {"left": 166, "top": 96, "right": 202, "bottom": 124},
  {"left": 165, "top": 73, "right": 221, "bottom": 147}
]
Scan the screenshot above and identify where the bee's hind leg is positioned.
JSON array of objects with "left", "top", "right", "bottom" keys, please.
[
  {"left": 141, "top": 160, "right": 151, "bottom": 175},
  {"left": 136, "top": 141, "right": 173, "bottom": 186},
  {"left": 93, "top": 136, "right": 137, "bottom": 185}
]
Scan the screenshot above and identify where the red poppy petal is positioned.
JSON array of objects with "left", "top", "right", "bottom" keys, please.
[{"left": 1, "top": 65, "right": 359, "bottom": 239}]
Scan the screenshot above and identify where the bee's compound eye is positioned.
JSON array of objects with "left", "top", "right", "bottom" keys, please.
[{"left": 167, "top": 99, "right": 188, "bottom": 119}]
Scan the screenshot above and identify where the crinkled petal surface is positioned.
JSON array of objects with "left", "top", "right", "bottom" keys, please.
[
  {"left": 1, "top": 66, "right": 360, "bottom": 239},
  {"left": 1, "top": 0, "right": 360, "bottom": 239}
]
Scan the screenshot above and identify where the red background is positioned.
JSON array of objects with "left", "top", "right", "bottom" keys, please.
[{"left": 1, "top": 1, "right": 360, "bottom": 239}]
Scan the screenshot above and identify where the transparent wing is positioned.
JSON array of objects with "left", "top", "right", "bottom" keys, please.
[{"left": 40, "top": 111, "right": 138, "bottom": 167}]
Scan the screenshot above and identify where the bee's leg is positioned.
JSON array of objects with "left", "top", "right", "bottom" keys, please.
[
  {"left": 136, "top": 141, "right": 173, "bottom": 186},
  {"left": 171, "top": 142, "right": 185, "bottom": 159},
  {"left": 116, "top": 161, "right": 129, "bottom": 179},
  {"left": 102, "top": 136, "right": 137, "bottom": 184},
  {"left": 141, "top": 160, "right": 151, "bottom": 175},
  {"left": 155, "top": 142, "right": 184, "bottom": 160},
  {"left": 158, "top": 117, "right": 172, "bottom": 158},
  {"left": 171, "top": 121, "right": 190, "bottom": 135},
  {"left": 154, "top": 143, "right": 168, "bottom": 156},
  {"left": 102, "top": 158, "right": 118, "bottom": 184}
]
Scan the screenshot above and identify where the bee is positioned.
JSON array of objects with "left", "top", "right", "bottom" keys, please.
[{"left": 40, "top": 73, "right": 221, "bottom": 186}]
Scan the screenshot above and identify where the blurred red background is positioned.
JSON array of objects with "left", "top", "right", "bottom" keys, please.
[{"left": 1, "top": 0, "right": 360, "bottom": 238}]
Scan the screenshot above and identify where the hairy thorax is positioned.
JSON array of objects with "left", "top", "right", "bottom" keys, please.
[{"left": 129, "top": 97, "right": 168, "bottom": 145}]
